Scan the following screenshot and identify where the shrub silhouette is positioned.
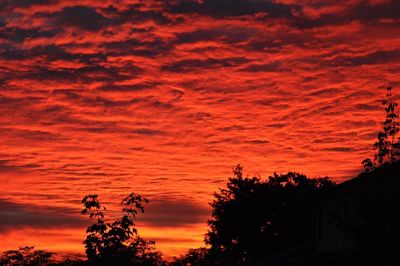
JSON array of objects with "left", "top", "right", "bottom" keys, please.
[{"left": 81, "top": 193, "right": 164, "bottom": 266}]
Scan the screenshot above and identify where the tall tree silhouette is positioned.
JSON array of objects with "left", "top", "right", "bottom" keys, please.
[
  {"left": 81, "top": 193, "right": 164, "bottom": 266},
  {"left": 363, "top": 87, "right": 400, "bottom": 170},
  {"left": 205, "top": 165, "right": 334, "bottom": 265}
]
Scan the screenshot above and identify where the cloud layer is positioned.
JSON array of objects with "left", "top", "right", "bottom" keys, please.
[{"left": 1, "top": 0, "right": 400, "bottom": 256}]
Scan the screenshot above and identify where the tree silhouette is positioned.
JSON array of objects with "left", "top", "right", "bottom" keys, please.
[
  {"left": 170, "top": 248, "right": 210, "bottom": 266},
  {"left": 363, "top": 87, "right": 400, "bottom": 171},
  {"left": 81, "top": 193, "right": 164, "bottom": 266},
  {"left": 0, "top": 246, "right": 53, "bottom": 266},
  {"left": 205, "top": 165, "right": 334, "bottom": 265}
]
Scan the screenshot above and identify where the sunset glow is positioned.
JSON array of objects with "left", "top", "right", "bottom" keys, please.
[{"left": 1, "top": 0, "right": 400, "bottom": 258}]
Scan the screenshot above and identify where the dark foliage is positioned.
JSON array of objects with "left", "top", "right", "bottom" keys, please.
[
  {"left": 204, "top": 165, "right": 335, "bottom": 265},
  {"left": 0, "top": 246, "right": 54, "bottom": 266},
  {"left": 363, "top": 87, "right": 400, "bottom": 171},
  {"left": 170, "top": 248, "right": 210, "bottom": 266},
  {"left": 55, "top": 254, "right": 87, "bottom": 266},
  {"left": 81, "top": 193, "right": 164, "bottom": 266}
]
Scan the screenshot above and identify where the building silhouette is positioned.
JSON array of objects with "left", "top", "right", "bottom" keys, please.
[{"left": 255, "top": 162, "right": 400, "bottom": 266}]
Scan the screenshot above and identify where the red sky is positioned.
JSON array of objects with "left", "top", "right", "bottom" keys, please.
[{"left": 0, "top": 0, "right": 400, "bottom": 258}]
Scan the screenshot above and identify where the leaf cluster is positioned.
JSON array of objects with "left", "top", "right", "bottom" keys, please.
[
  {"left": 363, "top": 87, "right": 400, "bottom": 171},
  {"left": 81, "top": 193, "right": 163, "bottom": 266}
]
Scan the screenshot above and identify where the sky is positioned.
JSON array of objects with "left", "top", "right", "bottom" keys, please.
[{"left": 0, "top": 0, "right": 400, "bottom": 258}]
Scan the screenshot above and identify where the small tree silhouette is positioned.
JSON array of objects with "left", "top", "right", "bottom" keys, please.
[
  {"left": 81, "top": 193, "right": 163, "bottom": 265},
  {"left": 363, "top": 87, "right": 400, "bottom": 171}
]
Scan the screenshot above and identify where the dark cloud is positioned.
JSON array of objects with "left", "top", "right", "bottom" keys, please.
[
  {"left": 0, "top": 27, "right": 58, "bottom": 43},
  {"left": 253, "top": 97, "right": 289, "bottom": 109},
  {"left": 217, "top": 125, "right": 247, "bottom": 132},
  {"left": 6, "top": 0, "right": 56, "bottom": 8},
  {"left": 10, "top": 64, "right": 131, "bottom": 84},
  {"left": 147, "top": 98, "right": 175, "bottom": 109},
  {"left": 138, "top": 199, "right": 209, "bottom": 227},
  {"left": 333, "top": 50, "right": 400, "bottom": 67},
  {"left": 43, "top": 6, "right": 109, "bottom": 32},
  {"left": 353, "top": 103, "right": 381, "bottom": 111},
  {"left": 186, "top": 112, "right": 213, "bottom": 121},
  {"left": 103, "top": 38, "right": 172, "bottom": 57},
  {"left": 325, "top": 147, "right": 355, "bottom": 152},
  {"left": 0, "top": 199, "right": 86, "bottom": 232},
  {"left": 0, "top": 95, "right": 44, "bottom": 106},
  {"left": 167, "top": 0, "right": 298, "bottom": 18},
  {"left": 15, "top": 68, "right": 75, "bottom": 82},
  {"left": 102, "top": 4, "right": 174, "bottom": 26},
  {"left": 131, "top": 128, "right": 166, "bottom": 136},
  {"left": 265, "top": 122, "right": 287, "bottom": 129},
  {"left": 293, "top": 0, "right": 400, "bottom": 29},
  {"left": 246, "top": 139, "right": 269, "bottom": 144},
  {"left": 162, "top": 57, "right": 251, "bottom": 72},
  {"left": 353, "top": 0, "right": 400, "bottom": 22},
  {"left": 53, "top": 90, "right": 139, "bottom": 108},
  {"left": 60, "top": 93, "right": 175, "bottom": 110},
  {"left": 207, "top": 137, "right": 241, "bottom": 145},
  {"left": 0, "top": 127, "right": 63, "bottom": 142},
  {"left": 245, "top": 31, "right": 316, "bottom": 51},
  {"left": 97, "top": 82, "right": 158, "bottom": 92},
  {"left": 239, "top": 62, "right": 282, "bottom": 72},
  {"left": 292, "top": 13, "right": 344, "bottom": 29},
  {"left": 307, "top": 88, "right": 343, "bottom": 97},
  {"left": 0, "top": 44, "right": 106, "bottom": 63},
  {"left": 0, "top": 159, "right": 24, "bottom": 173},
  {"left": 175, "top": 26, "right": 260, "bottom": 44}
]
